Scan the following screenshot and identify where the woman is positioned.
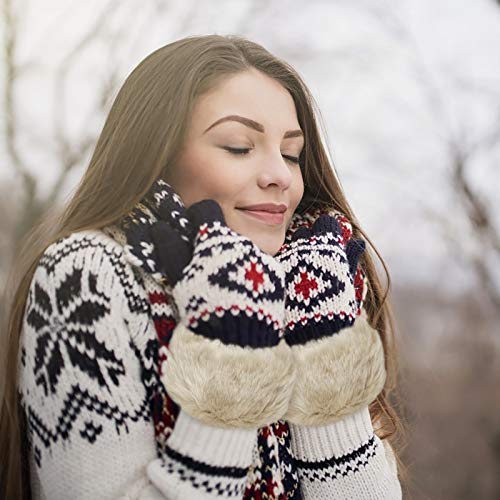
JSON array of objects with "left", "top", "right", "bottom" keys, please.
[{"left": 1, "top": 34, "right": 406, "bottom": 499}]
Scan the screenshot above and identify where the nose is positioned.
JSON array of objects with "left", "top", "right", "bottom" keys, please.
[{"left": 257, "top": 151, "right": 293, "bottom": 190}]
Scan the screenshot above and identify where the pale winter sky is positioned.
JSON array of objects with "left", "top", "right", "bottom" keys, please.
[{"left": 1, "top": 0, "right": 499, "bottom": 296}]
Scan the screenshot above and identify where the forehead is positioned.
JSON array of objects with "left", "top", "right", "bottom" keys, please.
[{"left": 190, "top": 69, "right": 301, "bottom": 134}]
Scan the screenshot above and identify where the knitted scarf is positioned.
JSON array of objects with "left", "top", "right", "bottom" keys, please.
[{"left": 116, "top": 178, "right": 350, "bottom": 499}]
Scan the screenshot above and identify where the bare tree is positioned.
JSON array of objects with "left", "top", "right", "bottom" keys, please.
[
  {"left": 358, "top": 3, "right": 500, "bottom": 312},
  {"left": 1, "top": 0, "right": 203, "bottom": 249},
  {"left": 359, "top": 5, "right": 500, "bottom": 497},
  {"left": 3, "top": 0, "right": 114, "bottom": 242}
]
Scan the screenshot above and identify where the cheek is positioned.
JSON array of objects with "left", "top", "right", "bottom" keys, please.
[
  {"left": 198, "top": 171, "right": 248, "bottom": 208},
  {"left": 291, "top": 169, "right": 305, "bottom": 208},
  {"left": 186, "top": 157, "right": 250, "bottom": 206},
  {"left": 170, "top": 154, "right": 245, "bottom": 208}
]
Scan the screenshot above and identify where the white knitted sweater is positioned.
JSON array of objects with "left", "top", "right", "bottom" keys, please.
[{"left": 18, "top": 228, "right": 402, "bottom": 499}]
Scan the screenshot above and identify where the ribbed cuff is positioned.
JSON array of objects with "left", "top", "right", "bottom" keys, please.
[
  {"left": 166, "top": 409, "right": 257, "bottom": 468},
  {"left": 288, "top": 406, "right": 374, "bottom": 461}
]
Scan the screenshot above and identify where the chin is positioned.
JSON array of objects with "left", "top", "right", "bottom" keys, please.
[
  {"left": 253, "top": 236, "right": 284, "bottom": 256},
  {"left": 224, "top": 209, "right": 285, "bottom": 255},
  {"left": 233, "top": 228, "right": 283, "bottom": 255}
]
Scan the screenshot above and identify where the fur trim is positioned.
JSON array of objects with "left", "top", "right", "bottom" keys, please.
[
  {"left": 160, "top": 323, "right": 297, "bottom": 429},
  {"left": 283, "top": 311, "right": 386, "bottom": 426}
]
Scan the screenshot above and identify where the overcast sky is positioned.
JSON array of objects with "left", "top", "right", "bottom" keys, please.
[{"left": 1, "top": 0, "right": 499, "bottom": 296}]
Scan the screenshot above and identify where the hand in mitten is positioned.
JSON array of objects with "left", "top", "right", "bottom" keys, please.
[
  {"left": 123, "top": 180, "right": 297, "bottom": 498},
  {"left": 275, "top": 209, "right": 401, "bottom": 500},
  {"left": 151, "top": 198, "right": 296, "bottom": 427},
  {"left": 275, "top": 209, "right": 385, "bottom": 425}
]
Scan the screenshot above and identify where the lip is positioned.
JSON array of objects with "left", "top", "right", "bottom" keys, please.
[
  {"left": 237, "top": 208, "right": 285, "bottom": 225},
  {"left": 237, "top": 203, "right": 288, "bottom": 213}
]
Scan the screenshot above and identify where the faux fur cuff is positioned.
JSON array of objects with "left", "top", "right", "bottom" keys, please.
[
  {"left": 283, "top": 311, "right": 386, "bottom": 426},
  {"left": 160, "top": 323, "right": 297, "bottom": 429}
]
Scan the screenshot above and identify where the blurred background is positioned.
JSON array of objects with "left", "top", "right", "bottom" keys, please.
[{"left": 1, "top": 0, "right": 499, "bottom": 498}]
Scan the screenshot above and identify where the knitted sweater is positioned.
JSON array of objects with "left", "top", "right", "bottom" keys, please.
[{"left": 18, "top": 227, "right": 402, "bottom": 499}]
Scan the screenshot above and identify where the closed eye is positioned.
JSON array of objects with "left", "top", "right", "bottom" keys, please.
[{"left": 223, "top": 147, "right": 301, "bottom": 165}]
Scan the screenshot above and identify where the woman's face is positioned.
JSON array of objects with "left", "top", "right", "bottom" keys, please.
[{"left": 164, "top": 68, "right": 305, "bottom": 255}]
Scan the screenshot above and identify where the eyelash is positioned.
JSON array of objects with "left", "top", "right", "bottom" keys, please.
[{"left": 223, "top": 147, "right": 301, "bottom": 165}]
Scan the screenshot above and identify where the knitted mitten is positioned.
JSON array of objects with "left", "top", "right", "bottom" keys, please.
[
  {"left": 146, "top": 197, "right": 296, "bottom": 498},
  {"left": 275, "top": 208, "right": 401, "bottom": 499},
  {"left": 152, "top": 198, "right": 295, "bottom": 426},
  {"left": 275, "top": 209, "right": 384, "bottom": 424}
]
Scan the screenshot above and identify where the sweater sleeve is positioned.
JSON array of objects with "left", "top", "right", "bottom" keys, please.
[
  {"left": 18, "top": 231, "right": 257, "bottom": 500},
  {"left": 288, "top": 407, "right": 402, "bottom": 499}
]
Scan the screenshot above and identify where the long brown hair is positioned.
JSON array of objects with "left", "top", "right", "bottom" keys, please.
[{"left": 0, "top": 34, "right": 409, "bottom": 499}]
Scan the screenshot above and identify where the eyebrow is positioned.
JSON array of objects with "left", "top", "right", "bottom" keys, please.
[{"left": 203, "top": 114, "right": 304, "bottom": 139}]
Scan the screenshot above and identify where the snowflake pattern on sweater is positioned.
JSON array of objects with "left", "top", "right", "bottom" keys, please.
[{"left": 18, "top": 228, "right": 401, "bottom": 499}]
